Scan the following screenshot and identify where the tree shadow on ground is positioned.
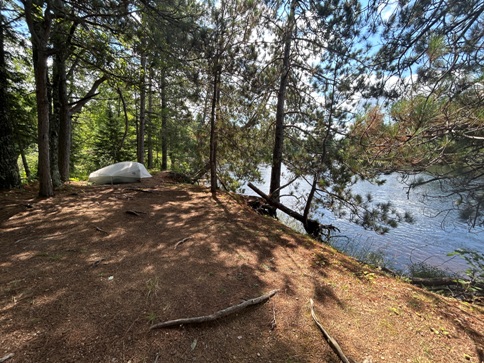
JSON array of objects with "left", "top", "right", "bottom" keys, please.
[
  {"left": 0, "top": 177, "right": 344, "bottom": 362},
  {"left": 1, "top": 175, "right": 482, "bottom": 363}
]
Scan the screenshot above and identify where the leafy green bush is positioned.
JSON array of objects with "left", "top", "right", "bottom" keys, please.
[{"left": 448, "top": 249, "right": 484, "bottom": 285}]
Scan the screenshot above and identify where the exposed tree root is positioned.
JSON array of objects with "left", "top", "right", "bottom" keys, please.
[
  {"left": 95, "top": 226, "right": 109, "bottom": 234},
  {"left": 174, "top": 237, "right": 191, "bottom": 249},
  {"left": 309, "top": 299, "right": 355, "bottom": 363},
  {"left": 0, "top": 353, "right": 14, "bottom": 363},
  {"left": 125, "top": 210, "right": 146, "bottom": 216},
  {"left": 150, "top": 289, "right": 279, "bottom": 329}
]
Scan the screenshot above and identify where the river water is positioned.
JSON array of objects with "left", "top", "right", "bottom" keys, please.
[{"left": 240, "top": 166, "right": 483, "bottom": 276}]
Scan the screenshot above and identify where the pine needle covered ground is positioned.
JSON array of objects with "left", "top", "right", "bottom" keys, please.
[{"left": 1, "top": 172, "right": 483, "bottom": 363}]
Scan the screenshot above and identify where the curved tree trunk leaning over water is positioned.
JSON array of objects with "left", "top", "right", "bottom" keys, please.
[{"left": 248, "top": 182, "right": 339, "bottom": 239}]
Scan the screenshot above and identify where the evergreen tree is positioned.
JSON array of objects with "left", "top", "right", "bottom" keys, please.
[
  {"left": 0, "top": 1, "right": 20, "bottom": 188},
  {"left": 255, "top": 0, "right": 409, "bottom": 235},
  {"left": 201, "top": 0, "right": 268, "bottom": 193},
  {"left": 21, "top": 0, "right": 54, "bottom": 196},
  {"left": 93, "top": 104, "right": 136, "bottom": 166},
  {"left": 364, "top": 0, "right": 484, "bottom": 228}
]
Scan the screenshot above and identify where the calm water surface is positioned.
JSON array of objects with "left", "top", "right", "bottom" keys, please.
[{"left": 241, "top": 167, "right": 483, "bottom": 275}]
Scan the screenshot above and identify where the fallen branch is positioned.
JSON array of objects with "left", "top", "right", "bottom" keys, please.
[
  {"left": 125, "top": 210, "right": 146, "bottom": 217},
  {"left": 91, "top": 258, "right": 105, "bottom": 267},
  {"left": 14, "top": 237, "right": 30, "bottom": 244},
  {"left": 150, "top": 289, "right": 279, "bottom": 330},
  {"left": 174, "top": 237, "right": 191, "bottom": 249},
  {"left": 0, "top": 353, "right": 14, "bottom": 363},
  {"left": 95, "top": 226, "right": 109, "bottom": 234},
  {"left": 269, "top": 302, "right": 277, "bottom": 330},
  {"left": 309, "top": 299, "right": 354, "bottom": 363}
]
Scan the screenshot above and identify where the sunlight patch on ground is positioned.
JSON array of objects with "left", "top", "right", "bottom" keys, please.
[{"left": 11, "top": 251, "right": 37, "bottom": 261}]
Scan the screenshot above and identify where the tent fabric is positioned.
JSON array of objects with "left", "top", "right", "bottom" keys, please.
[{"left": 88, "top": 162, "right": 152, "bottom": 185}]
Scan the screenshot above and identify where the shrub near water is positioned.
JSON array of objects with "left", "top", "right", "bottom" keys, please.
[
  {"left": 407, "top": 261, "right": 453, "bottom": 279},
  {"left": 448, "top": 249, "right": 484, "bottom": 286}
]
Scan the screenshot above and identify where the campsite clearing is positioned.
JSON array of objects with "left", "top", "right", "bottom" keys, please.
[{"left": 0, "top": 172, "right": 483, "bottom": 362}]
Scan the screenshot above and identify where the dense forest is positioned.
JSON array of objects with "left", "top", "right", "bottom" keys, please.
[{"left": 0, "top": 0, "right": 483, "bottom": 234}]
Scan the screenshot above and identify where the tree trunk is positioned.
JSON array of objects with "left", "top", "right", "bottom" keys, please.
[
  {"left": 33, "top": 44, "right": 54, "bottom": 197},
  {"left": 56, "top": 54, "right": 71, "bottom": 183},
  {"left": 50, "top": 54, "right": 62, "bottom": 188},
  {"left": 209, "top": 66, "right": 220, "bottom": 193},
  {"left": 116, "top": 87, "right": 129, "bottom": 157},
  {"left": 269, "top": 0, "right": 296, "bottom": 201},
  {"left": 24, "top": 0, "right": 54, "bottom": 197},
  {"left": 51, "top": 4, "right": 74, "bottom": 184},
  {"left": 19, "top": 144, "right": 31, "bottom": 180},
  {"left": 160, "top": 72, "right": 168, "bottom": 170},
  {"left": 147, "top": 67, "right": 153, "bottom": 169},
  {"left": 0, "top": 7, "right": 20, "bottom": 188},
  {"left": 137, "top": 53, "right": 146, "bottom": 164},
  {"left": 303, "top": 176, "right": 318, "bottom": 224},
  {"left": 248, "top": 182, "right": 338, "bottom": 239}
]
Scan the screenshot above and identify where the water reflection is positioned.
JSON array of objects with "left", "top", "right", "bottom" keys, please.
[{"left": 241, "top": 167, "right": 483, "bottom": 275}]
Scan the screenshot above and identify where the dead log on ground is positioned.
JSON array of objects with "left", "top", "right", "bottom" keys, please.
[
  {"left": 247, "top": 183, "right": 339, "bottom": 239},
  {"left": 150, "top": 289, "right": 278, "bottom": 329},
  {"left": 309, "top": 299, "right": 355, "bottom": 363}
]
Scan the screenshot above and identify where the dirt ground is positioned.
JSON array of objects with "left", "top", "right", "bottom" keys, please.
[{"left": 1, "top": 172, "right": 483, "bottom": 363}]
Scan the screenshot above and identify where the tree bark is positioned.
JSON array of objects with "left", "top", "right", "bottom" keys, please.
[
  {"left": 33, "top": 43, "right": 53, "bottom": 197},
  {"left": 116, "top": 87, "right": 129, "bottom": 157},
  {"left": 33, "top": 46, "right": 53, "bottom": 196},
  {"left": 19, "top": 145, "right": 31, "bottom": 180},
  {"left": 50, "top": 51, "right": 63, "bottom": 188},
  {"left": 147, "top": 67, "right": 154, "bottom": 169},
  {"left": 208, "top": 17, "right": 223, "bottom": 193},
  {"left": 269, "top": 0, "right": 296, "bottom": 201},
  {"left": 53, "top": 16, "right": 76, "bottom": 183},
  {"left": 137, "top": 53, "right": 146, "bottom": 164},
  {"left": 209, "top": 66, "right": 220, "bottom": 193},
  {"left": 23, "top": 0, "right": 54, "bottom": 197},
  {"left": 160, "top": 71, "right": 168, "bottom": 170},
  {"left": 55, "top": 55, "right": 71, "bottom": 183}
]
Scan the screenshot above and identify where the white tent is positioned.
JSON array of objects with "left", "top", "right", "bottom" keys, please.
[{"left": 88, "top": 162, "right": 152, "bottom": 185}]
